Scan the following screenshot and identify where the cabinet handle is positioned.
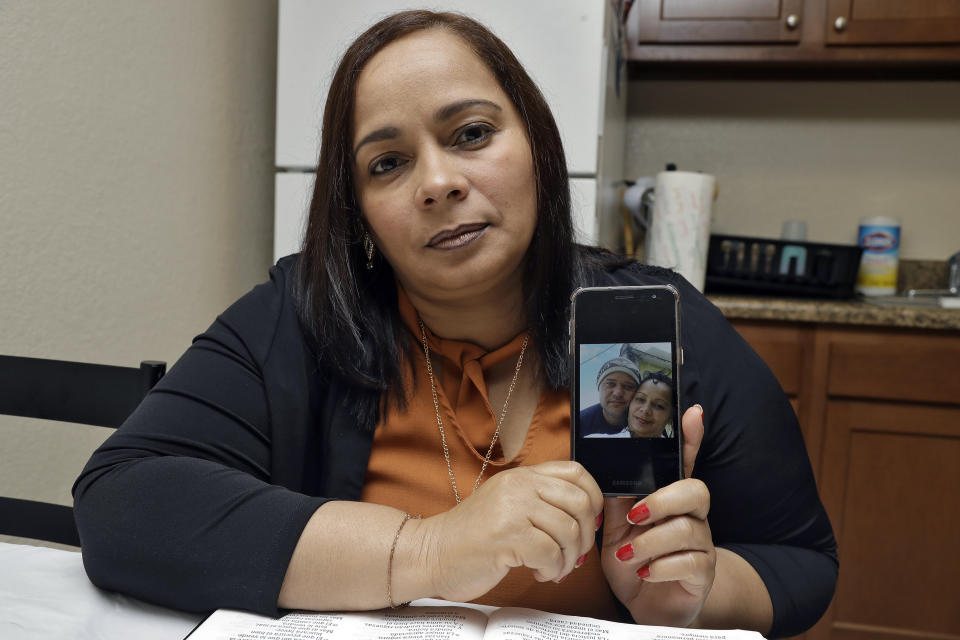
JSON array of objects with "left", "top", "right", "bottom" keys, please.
[
  {"left": 785, "top": 14, "right": 800, "bottom": 30},
  {"left": 833, "top": 16, "right": 848, "bottom": 32}
]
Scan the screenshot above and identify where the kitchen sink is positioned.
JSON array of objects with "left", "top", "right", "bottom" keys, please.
[{"left": 863, "top": 252, "right": 959, "bottom": 309}]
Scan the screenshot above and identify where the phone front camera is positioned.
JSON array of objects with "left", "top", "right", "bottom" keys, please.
[{"left": 651, "top": 294, "right": 657, "bottom": 299}]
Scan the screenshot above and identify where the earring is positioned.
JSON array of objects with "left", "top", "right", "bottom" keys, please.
[{"left": 363, "top": 232, "right": 375, "bottom": 270}]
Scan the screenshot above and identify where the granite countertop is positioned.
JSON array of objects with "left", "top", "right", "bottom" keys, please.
[{"left": 708, "top": 294, "right": 960, "bottom": 330}]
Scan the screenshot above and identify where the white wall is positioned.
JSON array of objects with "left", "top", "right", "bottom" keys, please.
[
  {"left": 626, "top": 79, "right": 960, "bottom": 260},
  {"left": 0, "top": 1, "right": 278, "bottom": 544}
]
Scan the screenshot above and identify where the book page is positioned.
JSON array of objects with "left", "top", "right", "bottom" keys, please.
[
  {"left": 186, "top": 605, "right": 489, "bottom": 640},
  {"left": 483, "top": 607, "right": 765, "bottom": 640}
]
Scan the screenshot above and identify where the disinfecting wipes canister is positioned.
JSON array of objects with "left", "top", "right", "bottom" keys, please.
[{"left": 856, "top": 216, "right": 900, "bottom": 296}]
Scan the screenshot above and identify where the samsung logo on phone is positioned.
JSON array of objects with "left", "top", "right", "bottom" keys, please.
[{"left": 612, "top": 480, "right": 645, "bottom": 487}]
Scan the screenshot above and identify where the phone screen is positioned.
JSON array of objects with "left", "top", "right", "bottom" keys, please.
[{"left": 570, "top": 286, "right": 683, "bottom": 496}]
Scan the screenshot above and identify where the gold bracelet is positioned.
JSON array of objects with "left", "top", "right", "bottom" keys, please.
[{"left": 387, "top": 512, "right": 421, "bottom": 608}]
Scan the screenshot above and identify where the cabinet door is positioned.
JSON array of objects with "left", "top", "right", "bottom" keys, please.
[
  {"left": 825, "top": 328, "right": 960, "bottom": 405},
  {"left": 730, "top": 321, "right": 812, "bottom": 450},
  {"left": 826, "top": 0, "right": 960, "bottom": 45},
  {"left": 811, "top": 400, "right": 960, "bottom": 640},
  {"left": 633, "top": 0, "right": 804, "bottom": 43}
]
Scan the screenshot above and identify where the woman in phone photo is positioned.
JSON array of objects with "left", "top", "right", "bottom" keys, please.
[
  {"left": 627, "top": 371, "right": 675, "bottom": 438},
  {"left": 73, "top": 10, "right": 837, "bottom": 639}
]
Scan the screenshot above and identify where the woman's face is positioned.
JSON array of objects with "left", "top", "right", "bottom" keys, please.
[
  {"left": 628, "top": 379, "right": 673, "bottom": 438},
  {"left": 351, "top": 28, "right": 537, "bottom": 303}
]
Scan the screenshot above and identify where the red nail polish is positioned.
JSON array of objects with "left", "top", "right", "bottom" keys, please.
[
  {"left": 627, "top": 503, "right": 650, "bottom": 524},
  {"left": 576, "top": 554, "right": 587, "bottom": 568},
  {"left": 636, "top": 565, "right": 651, "bottom": 579},
  {"left": 595, "top": 512, "right": 603, "bottom": 530},
  {"left": 615, "top": 544, "right": 634, "bottom": 562},
  {"left": 556, "top": 574, "right": 568, "bottom": 583}
]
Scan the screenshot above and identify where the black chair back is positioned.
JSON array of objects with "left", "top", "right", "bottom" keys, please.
[{"left": 0, "top": 356, "right": 165, "bottom": 546}]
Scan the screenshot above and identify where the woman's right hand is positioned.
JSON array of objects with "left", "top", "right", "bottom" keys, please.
[{"left": 415, "top": 460, "right": 604, "bottom": 602}]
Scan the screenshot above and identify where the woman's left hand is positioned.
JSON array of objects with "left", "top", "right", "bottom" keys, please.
[{"left": 600, "top": 405, "right": 714, "bottom": 627}]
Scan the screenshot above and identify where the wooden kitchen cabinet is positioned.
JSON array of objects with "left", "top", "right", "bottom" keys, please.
[
  {"left": 731, "top": 322, "right": 811, "bottom": 445},
  {"left": 632, "top": 0, "right": 804, "bottom": 44},
  {"left": 814, "top": 400, "right": 960, "bottom": 639},
  {"left": 627, "top": 0, "right": 960, "bottom": 64},
  {"left": 730, "top": 320, "right": 960, "bottom": 640},
  {"left": 826, "top": 0, "right": 960, "bottom": 46}
]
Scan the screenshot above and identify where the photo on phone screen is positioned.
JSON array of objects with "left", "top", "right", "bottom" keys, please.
[
  {"left": 578, "top": 343, "right": 676, "bottom": 439},
  {"left": 570, "top": 286, "right": 683, "bottom": 496}
]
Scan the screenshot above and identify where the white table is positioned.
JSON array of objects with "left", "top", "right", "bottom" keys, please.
[
  {"left": 0, "top": 542, "right": 495, "bottom": 640},
  {"left": 0, "top": 541, "right": 203, "bottom": 639},
  {"left": 0, "top": 542, "right": 765, "bottom": 640}
]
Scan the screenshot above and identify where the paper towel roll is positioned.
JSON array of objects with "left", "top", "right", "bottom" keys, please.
[{"left": 646, "top": 171, "right": 716, "bottom": 292}]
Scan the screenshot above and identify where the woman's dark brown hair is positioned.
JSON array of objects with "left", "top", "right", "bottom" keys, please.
[{"left": 295, "top": 10, "right": 575, "bottom": 430}]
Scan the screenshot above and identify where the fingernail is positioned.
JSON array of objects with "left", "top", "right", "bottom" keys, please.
[
  {"left": 575, "top": 554, "right": 587, "bottom": 568},
  {"left": 636, "top": 565, "right": 651, "bottom": 580},
  {"left": 697, "top": 403, "right": 705, "bottom": 423},
  {"left": 615, "top": 543, "right": 634, "bottom": 562},
  {"left": 595, "top": 512, "right": 603, "bottom": 530},
  {"left": 555, "top": 574, "right": 568, "bottom": 583},
  {"left": 627, "top": 503, "right": 650, "bottom": 524}
]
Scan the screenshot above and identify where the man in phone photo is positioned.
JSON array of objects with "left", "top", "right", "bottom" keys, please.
[{"left": 579, "top": 355, "right": 640, "bottom": 437}]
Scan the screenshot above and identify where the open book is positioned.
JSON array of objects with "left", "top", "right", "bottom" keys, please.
[{"left": 185, "top": 598, "right": 765, "bottom": 640}]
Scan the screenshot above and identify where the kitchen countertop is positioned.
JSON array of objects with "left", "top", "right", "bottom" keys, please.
[{"left": 707, "top": 294, "right": 960, "bottom": 330}]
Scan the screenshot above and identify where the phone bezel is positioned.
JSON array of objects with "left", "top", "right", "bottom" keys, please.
[{"left": 569, "top": 285, "right": 684, "bottom": 497}]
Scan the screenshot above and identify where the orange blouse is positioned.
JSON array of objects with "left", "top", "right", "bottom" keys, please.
[{"left": 360, "top": 288, "right": 620, "bottom": 620}]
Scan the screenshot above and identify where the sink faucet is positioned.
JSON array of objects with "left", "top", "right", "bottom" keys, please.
[
  {"left": 949, "top": 250, "right": 960, "bottom": 294},
  {"left": 906, "top": 250, "right": 960, "bottom": 298}
]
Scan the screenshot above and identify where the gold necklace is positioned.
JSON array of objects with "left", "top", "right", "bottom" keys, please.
[{"left": 417, "top": 318, "right": 529, "bottom": 504}]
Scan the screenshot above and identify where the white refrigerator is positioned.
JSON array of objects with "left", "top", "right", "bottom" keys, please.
[{"left": 274, "top": 0, "right": 626, "bottom": 262}]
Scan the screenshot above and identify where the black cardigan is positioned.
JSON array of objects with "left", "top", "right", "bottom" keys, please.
[{"left": 73, "top": 254, "right": 837, "bottom": 638}]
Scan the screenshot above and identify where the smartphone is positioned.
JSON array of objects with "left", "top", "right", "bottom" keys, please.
[{"left": 569, "top": 285, "right": 683, "bottom": 496}]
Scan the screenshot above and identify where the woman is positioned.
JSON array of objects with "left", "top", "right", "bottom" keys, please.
[
  {"left": 73, "top": 10, "right": 836, "bottom": 638},
  {"left": 627, "top": 372, "right": 675, "bottom": 438}
]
